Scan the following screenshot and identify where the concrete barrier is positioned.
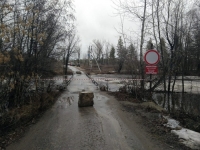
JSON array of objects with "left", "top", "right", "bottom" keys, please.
[{"left": 78, "top": 91, "right": 94, "bottom": 107}]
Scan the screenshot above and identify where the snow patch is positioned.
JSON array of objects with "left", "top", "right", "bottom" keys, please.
[
  {"left": 164, "top": 116, "right": 181, "bottom": 129},
  {"left": 172, "top": 129, "right": 200, "bottom": 150},
  {"left": 164, "top": 116, "right": 200, "bottom": 150}
]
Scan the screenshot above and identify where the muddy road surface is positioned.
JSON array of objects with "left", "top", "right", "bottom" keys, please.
[{"left": 7, "top": 67, "right": 168, "bottom": 150}]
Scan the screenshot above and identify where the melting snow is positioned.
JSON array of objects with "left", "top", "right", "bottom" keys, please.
[
  {"left": 164, "top": 116, "right": 200, "bottom": 149},
  {"left": 172, "top": 129, "right": 200, "bottom": 150},
  {"left": 164, "top": 116, "right": 181, "bottom": 129}
]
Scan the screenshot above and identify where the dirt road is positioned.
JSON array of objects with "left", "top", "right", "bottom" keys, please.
[{"left": 7, "top": 67, "right": 170, "bottom": 150}]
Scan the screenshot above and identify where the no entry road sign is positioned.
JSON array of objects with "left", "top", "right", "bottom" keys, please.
[{"left": 144, "top": 50, "right": 160, "bottom": 65}]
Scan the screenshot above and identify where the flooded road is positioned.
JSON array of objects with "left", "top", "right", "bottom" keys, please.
[{"left": 7, "top": 67, "right": 166, "bottom": 150}]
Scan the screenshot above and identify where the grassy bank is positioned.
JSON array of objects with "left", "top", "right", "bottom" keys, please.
[{"left": 0, "top": 91, "right": 61, "bottom": 149}]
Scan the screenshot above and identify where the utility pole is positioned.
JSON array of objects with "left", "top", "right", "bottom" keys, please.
[
  {"left": 88, "top": 46, "right": 90, "bottom": 66},
  {"left": 89, "top": 46, "right": 92, "bottom": 71}
]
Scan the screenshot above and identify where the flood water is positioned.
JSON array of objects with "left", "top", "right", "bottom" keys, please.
[
  {"left": 91, "top": 74, "right": 200, "bottom": 116},
  {"left": 153, "top": 92, "right": 200, "bottom": 116}
]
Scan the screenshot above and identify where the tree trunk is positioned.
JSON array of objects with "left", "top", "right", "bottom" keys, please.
[
  {"left": 139, "top": 0, "right": 147, "bottom": 92},
  {"left": 65, "top": 53, "right": 70, "bottom": 77},
  {"left": 156, "top": 0, "right": 167, "bottom": 93}
]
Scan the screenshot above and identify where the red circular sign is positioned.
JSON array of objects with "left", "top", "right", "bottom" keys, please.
[{"left": 144, "top": 50, "right": 160, "bottom": 65}]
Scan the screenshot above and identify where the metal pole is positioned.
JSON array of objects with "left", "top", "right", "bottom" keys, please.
[
  {"left": 90, "top": 46, "right": 92, "bottom": 71},
  {"left": 150, "top": 74, "right": 152, "bottom": 91},
  {"left": 150, "top": 43, "right": 153, "bottom": 92},
  {"left": 88, "top": 46, "right": 90, "bottom": 66}
]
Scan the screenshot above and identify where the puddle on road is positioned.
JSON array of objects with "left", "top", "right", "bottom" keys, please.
[
  {"left": 57, "top": 96, "right": 74, "bottom": 108},
  {"left": 94, "top": 94, "right": 109, "bottom": 103},
  {"left": 95, "top": 95, "right": 101, "bottom": 101},
  {"left": 71, "top": 91, "right": 80, "bottom": 94}
]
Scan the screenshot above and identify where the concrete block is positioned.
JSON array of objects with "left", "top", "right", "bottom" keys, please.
[{"left": 78, "top": 91, "right": 94, "bottom": 107}]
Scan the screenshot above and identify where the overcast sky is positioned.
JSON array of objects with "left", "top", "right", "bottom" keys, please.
[{"left": 74, "top": 0, "right": 137, "bottom": 58}]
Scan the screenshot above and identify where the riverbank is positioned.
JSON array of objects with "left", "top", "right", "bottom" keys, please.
[
  {"left": 0, "top": 91, "right": 61, "bottom": 149},
  {"left": 109, "top": 91, "right": 200, "bottom": 149}
]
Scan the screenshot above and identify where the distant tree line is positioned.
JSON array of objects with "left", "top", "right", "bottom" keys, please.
[{"left": 84, "top": 37, "right": 138, "bottom": 74}]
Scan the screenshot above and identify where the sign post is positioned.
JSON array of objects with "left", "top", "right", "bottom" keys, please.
[{"left": 144, "top": 50, "right": 160, "bottom": 91}]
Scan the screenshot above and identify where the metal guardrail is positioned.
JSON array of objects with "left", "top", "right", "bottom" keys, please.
[{"left": 85, "top": 73, "right": 99, "bottom": 86}]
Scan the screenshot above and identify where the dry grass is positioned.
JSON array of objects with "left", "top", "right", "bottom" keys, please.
[
  {"left": 52, "top": 61, "right": 73, "bottom": 76},
  {"left": 52, "top": 61, "right": 63, "bottom": 75},
  {"left": 0, "top": 91, "right": 61, "bottom": 149},
  {"left": 0, "top": 91, "right": 61, "bottom": 139}
]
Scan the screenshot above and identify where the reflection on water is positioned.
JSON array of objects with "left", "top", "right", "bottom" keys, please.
[
  {"left": 91, "top": 74, "right": 200, "bottom": 117},
  {"left": 153, "top": 93, "right": 200, "bottom": 116},
  {"left": 91, "top": 74, "right": 133, "bottom": 92}
]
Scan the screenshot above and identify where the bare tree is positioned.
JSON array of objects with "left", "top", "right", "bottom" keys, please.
[
  {"left": 62, "top": 30, "right": 80, "bottom": 76},
  {"left": 92, "top": 39, "right": 104, "bottom": 63},
  {"left": 104, "top": 41, "right": 111, "bottom": 65},
  {"left": 113, "top": 0, "right": 148, "bottom": 90},
  {"left": 0, "top": 0, "right": 76, "bottom": 110}
]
